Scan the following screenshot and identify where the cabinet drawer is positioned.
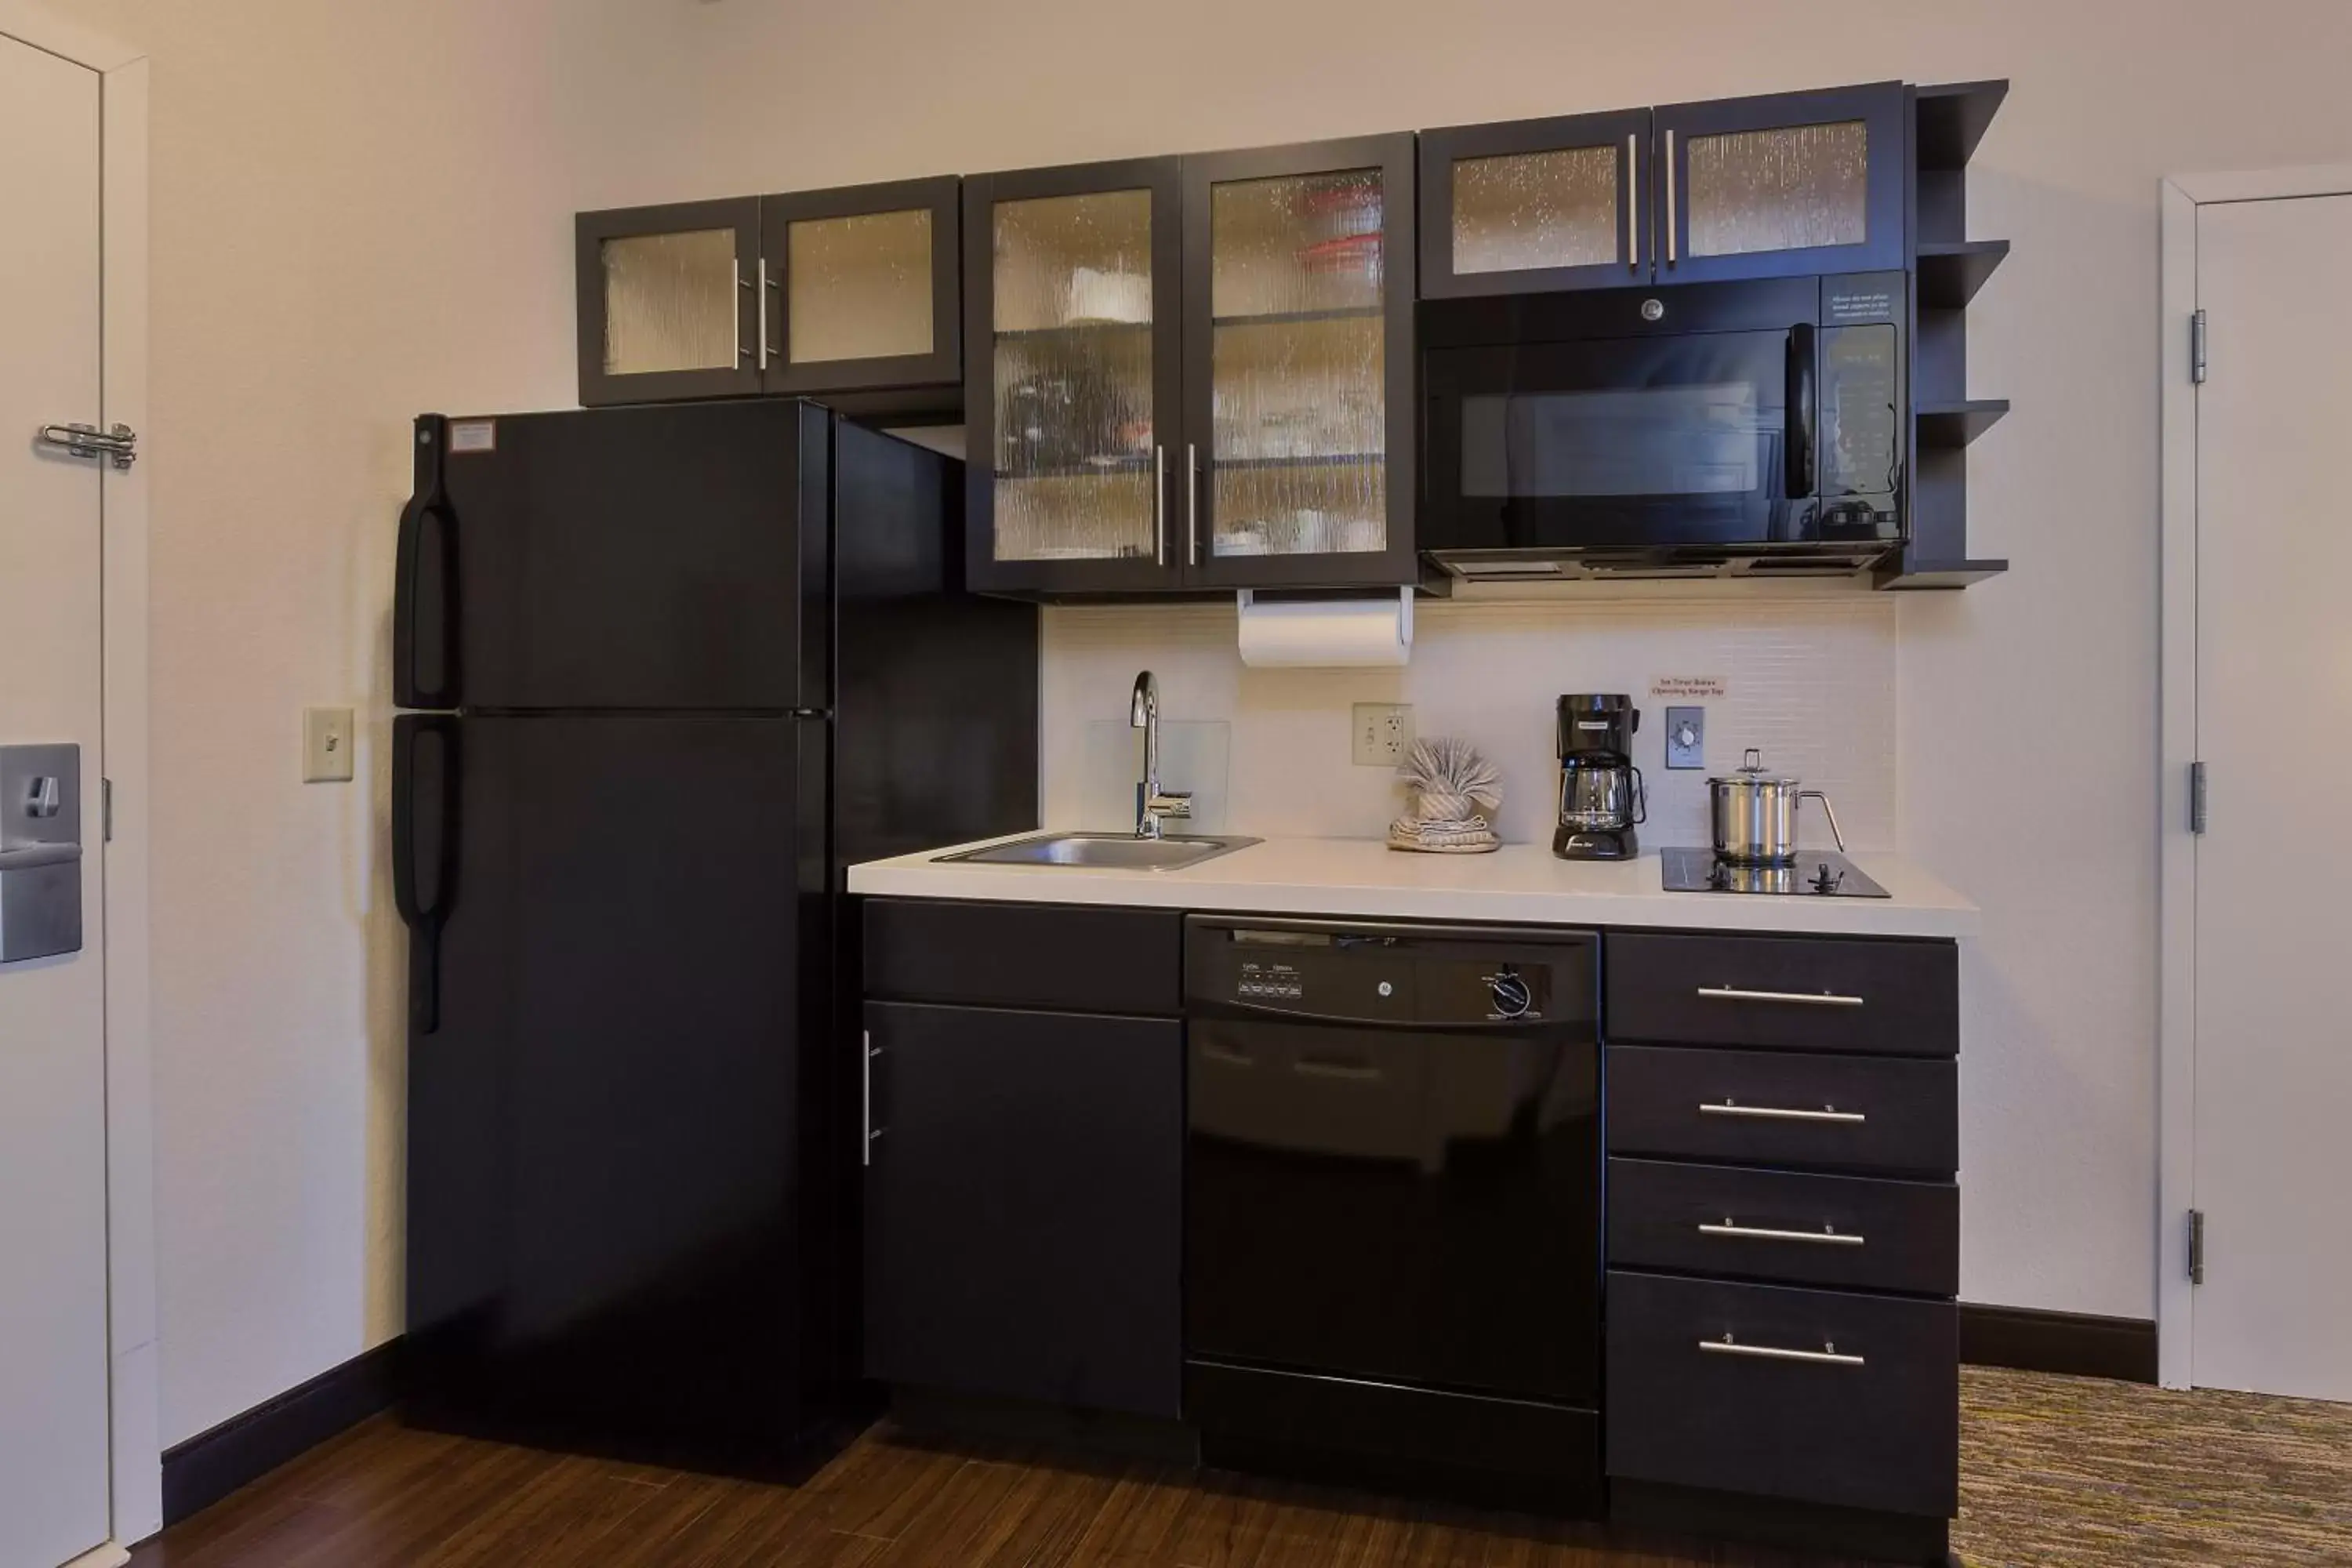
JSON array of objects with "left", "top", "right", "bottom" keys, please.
[
  {"left": 1608, "top": 1158, "right": 1957, "bottom": 1296},
  {"left": 1608, "top": 1045, "right": 1955, "bottom": 1175},
  {"left": 1606, "top": 1271, "right": 1957, "bottom": 1518},
  {"left": 864, "top": 898, "right": 1183, "bottom": 1015},
  {"left": 1607, "top": 933, "right": 1957, "bottom": 1056}
]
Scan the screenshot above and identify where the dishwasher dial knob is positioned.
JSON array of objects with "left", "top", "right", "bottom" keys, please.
[{"left": 1489, "top": 971, "right": 1533, "bottom": 1019}]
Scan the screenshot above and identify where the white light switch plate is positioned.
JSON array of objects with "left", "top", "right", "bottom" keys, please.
[
  {"left": 1351, "top": 703, "right": 1414, "bottom": 768},
  {"left": 303, "top": 707, "right": 354, "bottom": 783}
]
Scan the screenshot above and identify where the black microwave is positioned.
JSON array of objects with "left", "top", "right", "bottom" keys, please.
[{"left": 1418, "top": 274, "right": 1907, "bottom": 578}]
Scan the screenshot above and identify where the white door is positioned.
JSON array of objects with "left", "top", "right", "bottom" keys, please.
[
  {"left": 0, "top": 31, "right": 114, "bottom": 1568},
  {"left": 2191, "top": 190, "right": 2352, "bottom": 1402}
]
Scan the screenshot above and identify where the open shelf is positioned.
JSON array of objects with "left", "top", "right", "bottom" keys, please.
[
  {"left": 1875, "top": 556, "right": 2010, "bottom": 590},
  {"left": 1917, "top": 399, "right": 2009, "bottom": 448},
  {"left": 1915, "top": 80, "right": 2009, "bottom": 170},
  {"left": 1917, "top": 240, "right": 2009, "bottom": 309}
]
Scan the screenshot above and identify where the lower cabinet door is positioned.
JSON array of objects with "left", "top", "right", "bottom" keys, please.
[
  {"left": 863, "top": 1001, "right": 1182, "bottom": 1417},
  {"left": 1606, "top": 1270, "right": 1958, "bottom": 1518}
]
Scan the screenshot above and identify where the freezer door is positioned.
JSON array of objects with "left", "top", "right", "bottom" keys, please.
[
  {"left": 397, "top": 402, "right": 832, "bottom": 712},
  {"left": 401, "top": 713, "right": 838, "bottom": 1459}
]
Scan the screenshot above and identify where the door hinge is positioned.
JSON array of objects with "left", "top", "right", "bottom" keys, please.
[
  {"left": 2187, "top": 1209, "right": 2206, "bottom": 1284},
  {"left": 37, "top": 421, "right": 139, "bottom": 470},
  {"left": 101, "top": 778, "right": 113, "bottom": 843},
  {"left": 2190, "top": 310, "right": 2209, "bottom": 384},
  {"left": 2189, "top": 760, "right": 2209, "bottom": 834}
]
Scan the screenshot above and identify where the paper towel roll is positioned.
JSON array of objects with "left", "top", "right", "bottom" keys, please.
[{"left": 1236, "top": 590, "right": 1413, "bottom": 668}]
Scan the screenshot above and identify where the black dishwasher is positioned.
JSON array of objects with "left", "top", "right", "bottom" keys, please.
[{"left": 1183, "top": 916, "right": 1602, "bottom": 1513}]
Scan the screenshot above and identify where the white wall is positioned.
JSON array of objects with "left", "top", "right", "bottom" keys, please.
[{"left": 85, "top": 0, "right": 2352, "bottom": 1443}]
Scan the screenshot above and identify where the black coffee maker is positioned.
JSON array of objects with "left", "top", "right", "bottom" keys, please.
[{"left": 1554, "top": 694, "right": 1645, "bottom": 860}]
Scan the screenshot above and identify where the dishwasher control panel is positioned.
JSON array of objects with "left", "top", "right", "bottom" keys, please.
[{"left": 1188, "top": 917, "right": 1596, "bottom": 1028}]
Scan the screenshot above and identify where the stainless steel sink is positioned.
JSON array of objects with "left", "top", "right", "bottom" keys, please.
[{"left": 937, "top": 832, "right": 1260, "bottom": 871}]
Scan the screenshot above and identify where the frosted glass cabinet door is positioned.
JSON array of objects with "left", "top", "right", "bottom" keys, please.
[
  {"left": 576, "top": 198, "right": 761, "bottom": 406},
  {"left": 1420, "top": 109, "right": 1653, "bottom": 297},
  {"left": 1182, "top": 136, "right": 1417, "bottom": 589},
  {"left": 1653, "top": 83, "right": 1907, "bottom": 284},
  {"left": 962, "top": 158, "right": 1186, "bottom": 594},
  {"left": 761, "top": 175, "right": 961, "bottom": 394}
]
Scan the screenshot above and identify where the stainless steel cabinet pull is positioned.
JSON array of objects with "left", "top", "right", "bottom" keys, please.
[
  {"left": 1699, "top": 1221, "right": 1865, "bottom": 1247},
  {"left": 1626, "top": 133, "right": 1640, "bottom": 270},
  {"left": 757, "top": 257, "right": 771, "bottom": 372},
  {"left": 1699, "top": 1102, "right": 1866, "bottom": 1125},
  {"left": 1186, "top": 443, "right": 1200, "bottom": 564},
  {"left": 1700, "top": 1335, "right": 1864, "bottom": 1367},
  {"left": 1155, "top": 445, "right": 1167, "bottom": 565},
  {"left": 1697, "top": 985, "right": 1864, "bottom": 1008},
  {"left": 737, "top": 262, "right": 752, "bottom": 361},
  {"left": 862, "top": 1029, "right": 881, "bottom": 1167},
  {"left": 1664, "top": 129, "right": 1678, "bottom": 266}
]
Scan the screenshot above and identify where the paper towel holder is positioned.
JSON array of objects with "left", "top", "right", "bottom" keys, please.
[{"left": 1236, "top": 587, "right": 1414, "bottom": 639}]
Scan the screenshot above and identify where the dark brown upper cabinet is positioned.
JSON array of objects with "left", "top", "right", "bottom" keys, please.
[
  {"left": 1420, "top": 108, "right": 1654, "bottom": 298},
  {"left": 1652, "top": 82, "right": 1908, "bottom": 285},
  {"left": 1421, "top": 84, "right": 1907, "bottom": 296},
  {"left": 760, "top": 176, "right": 960, "bottom": 396},
  {"left": 964, "top": 136, "right": 1417, "bottom": 598},
  {"left": 962, "top": 156, "right": 1187, "bottom": 597},
  {"left": 576, "top": 198, "right": 764, "bottom": 406},
  {"left": 576, "top": 180, "right": 961, "bottom": 408}
]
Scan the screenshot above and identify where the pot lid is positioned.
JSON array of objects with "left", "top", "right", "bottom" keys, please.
[{"left": 1708, "top": 747, "right": 1802, "bottom": 786}]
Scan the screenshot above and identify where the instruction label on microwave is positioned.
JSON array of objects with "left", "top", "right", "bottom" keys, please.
[
  {"left": 1650, "top": 676, "right": 1727, "bottom": 699},
  {"left": 1824, "top": 277, "right": 1900, "bottom": 324},
  {"left": 448, "top": 419, "right": 497, "bottom": 454}
]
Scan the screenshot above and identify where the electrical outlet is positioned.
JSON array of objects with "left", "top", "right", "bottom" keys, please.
[
  {"left": 1352, "top": 702, "right": 1414, "bottom": 768},
  {"left": 303, "top": 707, "right": 354, "bottom": 783}
]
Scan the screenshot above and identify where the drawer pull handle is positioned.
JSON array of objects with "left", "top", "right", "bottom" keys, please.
[
  {"left": 1699, "top": 1101, "right": 1867, "bottom": 1124},
  {"left": 1700, "top": 1334, "right": 1865, "bottom": 1367},
  {"left": 1697, "top": 985, "right": 1865, "bottom": 1008},
  {"left": 1699, "top": 1220, "right": 1865, "bottom": 1247}
]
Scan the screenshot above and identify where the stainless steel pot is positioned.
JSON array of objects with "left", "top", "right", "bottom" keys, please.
[{"left": 1708, "top": 749, "right": 1846, "bottom": 866}]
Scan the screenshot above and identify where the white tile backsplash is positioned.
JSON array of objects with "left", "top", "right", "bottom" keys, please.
[{"left": 1043, "top": 594, "right": 1896, "bottom": 851}]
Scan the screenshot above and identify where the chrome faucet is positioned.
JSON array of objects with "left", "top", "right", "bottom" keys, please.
[{"left": 1130, "top": 671, "right": 1192, "bottom": 840}]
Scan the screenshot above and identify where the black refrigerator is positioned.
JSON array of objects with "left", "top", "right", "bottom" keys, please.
[{"left": 391, "top": 400, "right": 1036, "bottom": 1471}]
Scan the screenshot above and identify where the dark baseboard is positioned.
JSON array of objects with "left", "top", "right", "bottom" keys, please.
[
  {"left": 162, "top": 1338, "right": 403, "bottom": 1526},
  {"left": 1960, "top": 1304, "right": 2158, "bottom": 1385}
]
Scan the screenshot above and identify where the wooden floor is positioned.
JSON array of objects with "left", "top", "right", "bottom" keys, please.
[
  {"left": 129, "top": 1366, "right": 2352, "bottom": 1567},
  {"left": 129, "top": 1417, "right": 1875, "bottom": 1568}
]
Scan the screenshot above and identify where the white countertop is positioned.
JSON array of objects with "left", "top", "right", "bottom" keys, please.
[{"left": 848, "top": 833, "right": 1980, "bottom": 940}]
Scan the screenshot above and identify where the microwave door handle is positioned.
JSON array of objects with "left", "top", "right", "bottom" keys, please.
[{"left": 1784, "top": 323, "right": 1817, "bottom": 499}]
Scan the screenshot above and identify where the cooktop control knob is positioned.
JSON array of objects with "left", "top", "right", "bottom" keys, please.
[{"left": 1488, "top": 971, "right": 1533, "bottom": 1019}]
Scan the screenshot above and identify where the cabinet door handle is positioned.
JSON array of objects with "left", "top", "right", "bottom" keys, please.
[
  {"left": 1664, "top": 129, "right": 1677, "bottom": 267},
  {"left": 1186, "top": 443, "right": 1200, "bottom": 564},
  {"left": 736, "top": 260, "right": 752, "bottom": 361},
  {"left": 757, "top": 257, "right": 771, "bottom": 372},
  {"left": 1155, "top": 444, "right": 1167, "bottom": 566},
  {"left": 1699, "top": 1101, "right": 1866, "bottom": 1124},
  {"left": 1698, "top": 1220, "right": 1865, "bottom": 1247},
  {"left": 1700, "top": 1335, "right": 1864, "bottom": 1367},
  {"left": 1626, "top": 133, "right": 1639, "bottom": 270},
  {"left": 1294, "top": 1056, "right": 1381, "bottom": 1083},
  {"left": 862, "top": 1029, "right": 881, "bottom": 1167},
  {"left": 1697, "top": 985, "right": 1864, "bottom": 1008}
]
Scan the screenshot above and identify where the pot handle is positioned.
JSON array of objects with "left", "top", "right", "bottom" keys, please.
[{"left": 1798, "top": 790, "right": 1846, "bottom": 854}]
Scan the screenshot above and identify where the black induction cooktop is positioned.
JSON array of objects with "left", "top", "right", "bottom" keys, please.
[{"left": 1660, "top": 847, "right": 1891, "bottom": 898}]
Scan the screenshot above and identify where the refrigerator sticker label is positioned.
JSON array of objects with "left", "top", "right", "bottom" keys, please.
[
  {"left": 448, "top": 419, "right": 496, "bottom": 454},
  {"left": 1650, "top": 676, "right": 1726, "bottom": 699}
]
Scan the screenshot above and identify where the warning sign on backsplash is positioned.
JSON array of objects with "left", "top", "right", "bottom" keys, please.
[{"left": 1650, "top": 676, "right": 1727, "bottom": 699}]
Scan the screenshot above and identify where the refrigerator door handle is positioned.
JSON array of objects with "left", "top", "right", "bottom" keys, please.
[
  {"left": 394, "top": 413, "right": 460, "bottom": 710},
  {"left": 392, "top": 714, "right": 460, "bottom": 1033}
]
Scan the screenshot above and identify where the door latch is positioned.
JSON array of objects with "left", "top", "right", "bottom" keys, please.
[{"left": 37, "top": 422, "right": 139, "bottom": 470}]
